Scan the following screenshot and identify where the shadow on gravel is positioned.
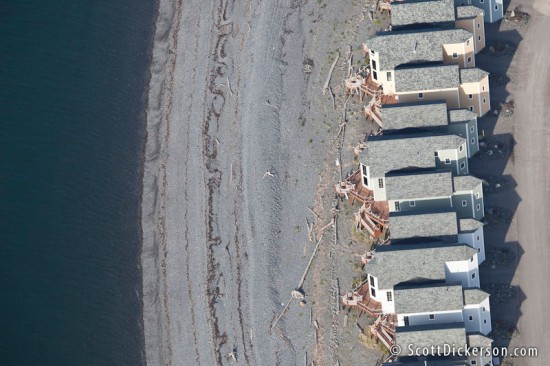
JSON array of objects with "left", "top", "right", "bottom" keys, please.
[{"left": 469, "top": 22, "right": 526, "bottom": 352}]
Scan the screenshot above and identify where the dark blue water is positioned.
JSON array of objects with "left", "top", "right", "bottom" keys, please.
[{"left": 0, "top": 2, "right": 157, "bottom": 365}]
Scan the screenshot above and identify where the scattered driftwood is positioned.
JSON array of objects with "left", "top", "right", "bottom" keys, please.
[
  {"left": 329, "top": 86, "right": 336, "bottom": 109},
  {"left": 226, "top": 76, "right": 234, "bottom": 96},
  {"left": 323, "top": 53, "right": 340, "bottom": 95},
  {"left": 307, "top": 206, "right": 322, "bottom": 220},
  {"left": 262, "top": 170, "right": 275, "bottom": 180},
  {"left": 271, "top": 234, "right": 326, "bottom": 331}
]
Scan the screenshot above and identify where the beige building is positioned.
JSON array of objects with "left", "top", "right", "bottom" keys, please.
[
  {"left": 365, "top": 28, "right": 475, "bottom": 94},
  {"left": 456, "top": 6, "right": 486, "bottom": 53},
  {"left": 393, "top": 64, "right": 490, "bottom": 117}
]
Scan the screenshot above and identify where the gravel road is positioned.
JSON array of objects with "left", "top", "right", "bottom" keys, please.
[{"left": 139, "top": 1, "right": 358, "bottom": 365}]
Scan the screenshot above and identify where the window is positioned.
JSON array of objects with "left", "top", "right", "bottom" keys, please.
[
  {"left": 363, "top": 176, "right": 368, "bottom": 186},
  {"left": 469, "top": 106, "right": 474, "bottom": 112},
  {"left": 409, "top": 201, "right": 416, "bottom": 207},
  {"left": 372, "top": 60, "right": 377, "bottom": 70},
  {"left": 362, "top": 165, "right": 367, "bottom": 176},
  {"left": 452, "top": 52, "right": 458, "bottom": 58},
  {"left": 477, "top": 204, "right": 481, "bottom": 211},
  {"left": 404, "top": 316, "right": 410, "bottom": 326},
  {"left": 386, "top": 71, "right": 392, "bottom": 81},
  {"left": 460, "top": 162, "right": 466, "bottom": 169},
  {"left": 477, "top": 23, "right": 481, "bottom": 29},
  {"left": 480, "top": 0, "right": 484, "bottom": 2},
  {"left": 484, "top": 319, "right": 488, "bottom": 324},
  {"left": 475, "top": 192, "right": 480, "bottom": 199},
  {"left": 370, "top": 275, "right": 375, "bottom": 287},
  {"left": 459, "top": 144, "right": 464, "bottom": 151},
  {"left": 418, "top": 92, "right": 424, "bottom": 99},
  {"left": 470, "top": 256, "right": 474, "bottom": 262},
  {"left": 469, "top": 94, "right": 473, "bottom": 99},
  {"left": 466, "top": 39, "right": 470, "bottom": 46},
  {"left": 477, "top": 235, "right": 480, "bottom": 241},
  {"left": 378, "top": 178, "right": 384, "bottom": 188},
  {"left": 372, "top": 70, "right": 378, "bottom": 80},
  {"left": 495, "top": 4, "right": 499, "bottom": 10},
  {"left": 483, "top": 98, "right": 486, "bottom": 104},
  {"left": 471, "top": 361, "right": 477, "bottom": 365},
  {"left": 478, "top": 35, "right": 482, "bottom": 41},
  {"left": 394, "top": 201, "right": 400, "bottom": 211},
  {"left": 371, "top": 288, "right": 376, "bottom": 297},
  {"left": 371, "top": 49, "right": 375, "bottom": 56},
  {"left": 482, "top": 306, "right": 486, "bottom": 312},
  {"left": 471, "top": 137, "right": 476, "bottom": 144},
  {"left": 429, "top": 314, "right": 435, "bottom": 320},
  {"left": 467, "top": 56, "right": 472, "bottom": 63},
  {"left": 472, "top": 272, "right": 476, "bottom": 279},
  {"left": 470, "top": 126, "right": 475, "bottom": 133},
  {"left": 387, "top": 291, "right": 393, "bottom": 301},
  {"left": 462, "top": 200, "right": 468, "bottom": 207},
  {"left": 469, "top": 316, "right": 473, "bottom": 321},
  {"left": 434, "top": 151, "right": 439, "bottom": 157},
  {"left": 482, "top": 85, "right": 485, "bottom": 91},
  {"left": 445, "top": 158, "right": 451, "bottom": 164}
]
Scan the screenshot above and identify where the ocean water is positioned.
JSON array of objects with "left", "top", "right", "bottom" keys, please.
[{"left": 0, "top": 1, "right": 156, "bottom": 365}]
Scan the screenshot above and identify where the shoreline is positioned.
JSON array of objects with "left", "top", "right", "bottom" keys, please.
[{"left": 140, "top": 0, "right": 181, "bottom": 364}]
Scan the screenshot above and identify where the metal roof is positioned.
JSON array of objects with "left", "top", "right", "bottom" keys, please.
[
  {"left": 366, "top": 29, "right": 472, "bottom": 70},
  {"left": 395, "top": 64, "right": 460, "bottom": 92}
]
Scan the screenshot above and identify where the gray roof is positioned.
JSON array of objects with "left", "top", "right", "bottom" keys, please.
[
  {"left": 395, "top": 64, "right": 460, "bottom": 93},
  {"left": 463, "top": 288, "right": 490, "bottom": 305},
  {"left": 392, "top": 0, "right": 455, "bottom": 27},
  {"left": 366, "top": 29, "right": 472, "bottom": 70},
  {"left": 458, "top": 218, "right": 484, "bottom": 232},
  {"left": 361, "top": 133, "right": 465, "bottom": 176},
  {"left": 386, "top": 170, "right": 453, "bottom": 200},
  {"left": 460, "top": 67, "right": 490, "bottom": 83},
  {"left": 457, "top": 5, "right": 484, "bottom": 19},
  {"left": 394, "top": 284, "right": 464, "bottom": 314},
  {"left": 390, "top": 211, "right": 458, "bottom": 240},
  {"left": 367, "top": 243, "right": 478, "bottom": 289},
  {"left": 449, "top": 108, "right": 478, "bottom": 123},
  {"left": 382, "top": 101, "right": 449, "bottom": 130},
  {"left": 453, "top": 175, "right": 483, "bottom": 192},
  {"left": 395, "top": 323, "right": 467, "bottom": 355},
  {"left": 468, "top": 333, "right": 493, "bottom": 348}
]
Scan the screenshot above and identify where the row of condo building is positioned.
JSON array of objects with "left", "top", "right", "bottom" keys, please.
[{"left": 352, "top": 0, "right": 497, "bottom": 365}]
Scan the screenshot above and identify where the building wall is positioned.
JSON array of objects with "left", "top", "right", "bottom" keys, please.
[
  {"left": 435, "top": 147, "right": 467, "bottom": 175},
  {"left": 455, "top": 13, "right": 486, "bottom": 54},
  {"left": 458, "top": 226, "right": 486, "bottom": 263},
  {"left": 452, "top": 191, "right": 478, "bottom": 219},
  {"left": 397, "top": 88, "right": 460, "bottom": 109},
  {"left": 471, "top": 0, "right": 504, "bottom": 23},
  {"left": 389, "top": 196, "right": 452, "bottom": 213},
  {"left": 448, "top": 120, "right": 480, "bottom": 158},
  {"left": 443, "top": 39, "right": 476, "bottom": 68},
  {"left": 369, "top": 49, "right": 381, "bottom": 85},
  {"left": 459, "top": 76, "right": 490, "bottom": 116},
  {"left": 463, "top": 297, "right": 492, "bottom": 335},
  {"left": 397, "top": 310, "right": 464, "bottom": 327},
  {"left": 445, "top": 256, "right": 480, "bottom": 288}
]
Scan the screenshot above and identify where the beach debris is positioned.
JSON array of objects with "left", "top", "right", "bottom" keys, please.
[
  {"left": 482, "top": 175, "right": 510, "bottom": 194},
  {"left": 483, "top": 206, "right": 513, "bottom": 229},
  {"left": 503, "top": 6, "right": 530, "bottom": 28},
  {"left": 226, "top": 348, "right": 238, "bottom": 364},
  {"left": 485, "top": 247, "right": 515, "bottom": 269},
  {"left": 323, "top": 53, "right": 340, "bottom": 95},
  {"left": 262, "top": 170, "right": 275, "bottom": 180},
  {"left": 484, "top": 283, "right": 516, "bottom": 303},
  {"left": 481, "top": 41, "right": 517, "bottom": 56},
  {"left": 303, "top": 58, "right": 314, "bottom": 74},
  {"left": 479, "top": 139, "right": 508, "bottom": 159}
]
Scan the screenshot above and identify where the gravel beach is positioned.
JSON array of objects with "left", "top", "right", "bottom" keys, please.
[{"left": 138, "top": 1, "right": 375, "bottom": 365}]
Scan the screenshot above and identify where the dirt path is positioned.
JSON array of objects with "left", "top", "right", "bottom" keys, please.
[{"left": 509, "top": 1, "right": 550, "bottom": 363}]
